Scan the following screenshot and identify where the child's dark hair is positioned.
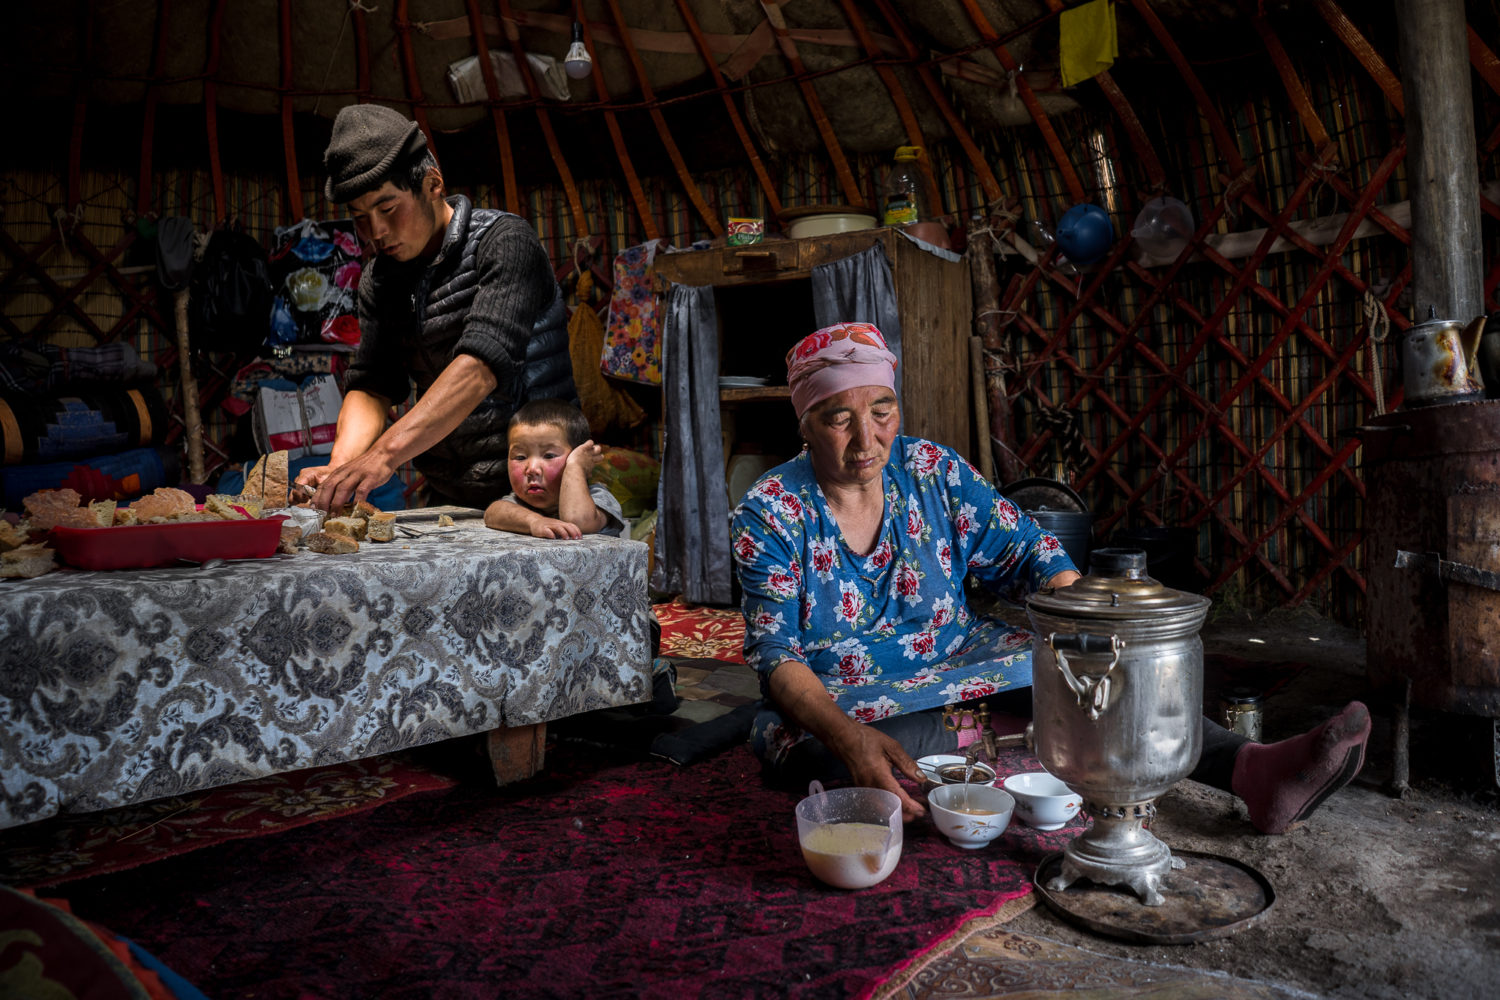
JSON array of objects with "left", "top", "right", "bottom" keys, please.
[{"left": 510, "top": 399, "right": 590, "bottom": 449}]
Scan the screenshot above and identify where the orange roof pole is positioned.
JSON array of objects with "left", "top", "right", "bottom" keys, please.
[
  {"left": 495, "top": 0, "right": 592, "bottom": 241},
  {"left": 833, "top": 0, "right": 943, "bottom": 219},
  {"left": 670, "top": 0, "right": 783, "bottom": 220},
  {"left": 394, "top": 0, "right": 440, "bottom": 155},
  {"left": 203, "top": 0, "right": 228, "bottom": 222},
  {"left": 758, "top": 0, "right": 867, "bottom": 210},
  {"left": 955, "top": 0, "right": 1085, "bottom": 204},
  {"left": 573, "top": 0, "right": 660, "bottom": 241},
  {"left": 463, "top": 0, "right": 519, "bottom": 213},
  {"left": 1311, "top": 0, "right": 1404, "bottom": 115},
  {"left": 277, "top": 0, "right": 304, "bottom": 222},
  {"left": 603, "top": 0, "right": 723, "bottom": 236},
  {"left": 868, "top": 0, "right": 1005, "bottom": 206}
]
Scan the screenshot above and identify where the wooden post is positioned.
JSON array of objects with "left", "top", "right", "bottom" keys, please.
[
  {"left": 1395, "top": 0, "right": 1484, "bottom": 321},
  {"left": 487, "top": 722, "right": 547, "bottom": 785},
  {"left": 174, "top": 289, "right": 205, "bottom": 484},
  {"left": 966, "top": 220, "right": 1024, "bottom": 485}
]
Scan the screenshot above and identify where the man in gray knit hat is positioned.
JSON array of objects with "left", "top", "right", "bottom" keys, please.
[{"left": 297, "top": 103, "right": 574, "bottom": 511}]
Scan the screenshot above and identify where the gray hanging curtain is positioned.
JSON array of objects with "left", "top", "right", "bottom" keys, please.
[
  {"left": 810, "top": 242, "right": 904, "bottom": 402},
  {"left": 651, "top": 283, "right": 734, "bottom": 605}
]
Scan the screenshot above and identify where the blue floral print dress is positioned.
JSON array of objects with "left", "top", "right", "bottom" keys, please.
[{"left": 730, "top": 435, "right": 1076, "bottom": 767}]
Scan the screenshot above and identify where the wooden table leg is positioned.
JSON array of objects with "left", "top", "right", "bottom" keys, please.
[{"left": 486, "top": 722, "right": 547, "bottom": 786}]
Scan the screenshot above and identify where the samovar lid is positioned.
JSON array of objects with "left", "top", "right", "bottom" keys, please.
[{"left": 1026, "top": 547, "right": 1211, "bottom": 620}]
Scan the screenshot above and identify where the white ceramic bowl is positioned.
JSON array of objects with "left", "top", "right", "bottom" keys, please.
[
  {"left": 927, "top": 783, "right": 1015, "bottom": 849},
  {"left": 1002, "top": 772, "right": 1082, "bottom": 831},
  {"left": 787, "top": 212, "right": 877, "bottom": 240},
  {"left": 796, "top": 786, "right": 903, "bottom": 889}
]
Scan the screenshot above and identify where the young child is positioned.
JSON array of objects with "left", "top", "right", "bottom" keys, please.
[{"left": 485, "top": 399, "right": 625, "bottom": 539}]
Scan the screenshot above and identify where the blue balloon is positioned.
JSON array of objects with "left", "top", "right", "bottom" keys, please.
[{"left": 1055, "top": 203, "right": 1114, "bottom": 265}]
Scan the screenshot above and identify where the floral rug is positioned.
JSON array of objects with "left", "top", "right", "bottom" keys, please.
[
  {"left": 654, "top": 597, "right": 745, "bottom": 663},
  {"left": 0, "top": 755, "right": 457, "bottom": 887}
]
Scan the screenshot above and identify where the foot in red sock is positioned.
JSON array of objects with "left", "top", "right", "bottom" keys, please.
[{"left": 1230, "top": 701, "right": 1371, "bottom": 835}]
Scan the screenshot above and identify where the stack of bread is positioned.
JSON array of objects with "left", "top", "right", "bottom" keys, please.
[{"left": 302, "top": 500, "right": 397, "bottom": 555}]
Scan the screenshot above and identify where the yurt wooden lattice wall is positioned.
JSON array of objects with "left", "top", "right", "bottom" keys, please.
[{"left": 2, "top": 0, "right": 1499, "bottom": 623}]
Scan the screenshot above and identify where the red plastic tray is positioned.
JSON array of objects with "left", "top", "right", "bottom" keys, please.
[{"left": 50, "top": 516, "right": 288, "bottom": 571}]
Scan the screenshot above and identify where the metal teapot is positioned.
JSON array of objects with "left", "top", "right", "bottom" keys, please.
[
  {"left": 1025, "top": 547, "right": 1211, "bottom": 906},
  {"left": 1402, "top": 309, "right": 1486, "bottom": 407}
]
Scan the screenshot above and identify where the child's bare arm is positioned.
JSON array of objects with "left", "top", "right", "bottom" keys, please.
[
  {"left": 484, "top": 497, "right": 583, "bottom": 539},
  {"left": 558, "top": 441, "right": 607, "bottom": 534}
]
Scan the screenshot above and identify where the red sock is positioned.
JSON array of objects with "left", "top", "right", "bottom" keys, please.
[{"left": 1231, "top": 701, "right": 1371, "bottom": 835}]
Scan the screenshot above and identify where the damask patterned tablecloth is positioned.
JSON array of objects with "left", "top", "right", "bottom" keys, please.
[{"left": 0, "top": 524, "right": 651, "bottom": 829}]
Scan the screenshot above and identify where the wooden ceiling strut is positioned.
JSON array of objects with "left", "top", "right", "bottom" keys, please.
[
  {"left": 1068, "top": 149, "right": 1335, "bottom": 493},
  {"left": 1252, "top": 16, "right": 1333, "bottom": 152},
  {"left": 1469, "top": 25, "right": 1500, "bottom": 96},
  {"left": 956, "top": 0, "right": 1084, "bottom": 204},
  {"left": 278, "top": 0, "right": 304, "bottom": 222},
  {"left": 137, "top": 0, "right": 174, "bottom": 218},
  {"left": 574, "top": 2, "right": 660, "bottom": 241},
  {"left": 203, "top": 0, "right": 228, "bottom": 222},
  {"left": 352, "top": 3, "right": 372, "bottom": 97},
  {"left": 758, "top": 0, "right": 865, "bottom": 210},
  {"left": 1091, "top": 73, "right": 1165, "bottom": 192},
  {"left": 671, "top": 0, "right": 782, "bottom": 219},
  {"left": 394, "top": 1, "right": 439, "bottom": 157},
  {"left": 1312, "top": 0, "right": 1404, "bottom": 115},
  {"left": 495, "top": 0, "right": 590, "bottom": 241},
  {"left": 834, "top": 0, "right": 942, "bottom": 217},
  {"left": 867, "top": 0, "right": 1004, "bottom": 205},
  {"left": 67, "top": 1, "right": 91, "bottom": 214},
  {"left": 604, "top": 0, "right": 723, "bottom": 237},
  {"left": 1100, "top": 141, "right": 1407, "bottom": 538},
  {"left": 463, "top": 0, "right": 519, "bottom": 213},
  {"left": 1127, "top": 0, "right": 1246, "bottom": 176}
]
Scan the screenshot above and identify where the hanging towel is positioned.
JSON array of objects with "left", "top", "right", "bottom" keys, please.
[
  {"left": 602, "top": 239, "right": 670, "bottom": 385},
  {"left": 1059, "top": 0, "right": 1118, "bottom": 87},
  {"left": 570, "top": 271, "right": 647, "bottom": 433}
]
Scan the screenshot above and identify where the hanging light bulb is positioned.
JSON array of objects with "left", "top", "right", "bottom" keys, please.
[{"left": 564, "top": 21, "right": 592, "bottom": 80}]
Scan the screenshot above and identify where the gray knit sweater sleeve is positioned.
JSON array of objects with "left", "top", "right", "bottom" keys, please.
[{"left": 454, "top": 214, "right": 555, "bottom": 393}]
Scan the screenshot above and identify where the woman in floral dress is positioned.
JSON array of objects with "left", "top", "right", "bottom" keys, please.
[{"left": 732, "top": 323, "right": 1371, "bottom": 831}]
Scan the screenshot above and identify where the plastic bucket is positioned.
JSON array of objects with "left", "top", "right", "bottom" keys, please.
[{"left": 1028, "top": 510, "right": 1094, "bottom": 575}]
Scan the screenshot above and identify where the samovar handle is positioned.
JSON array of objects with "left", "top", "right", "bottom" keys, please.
[{"left": 1045, "top": 632, "right": 1125, "bottom": 721}]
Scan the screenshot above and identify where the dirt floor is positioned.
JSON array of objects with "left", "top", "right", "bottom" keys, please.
[{"left": 1004, "top": 606, "right": 1500, "bottom": 1000}]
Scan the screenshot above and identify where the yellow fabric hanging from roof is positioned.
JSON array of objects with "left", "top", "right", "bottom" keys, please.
[
  {"left": 1059, "top": 0, "right": 1118, "bottom": 87},
  {"left": 569, "top": 270, "right": 648, "bottom": 434}
]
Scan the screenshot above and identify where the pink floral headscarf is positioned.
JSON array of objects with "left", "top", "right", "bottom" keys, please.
[{"left": 785, "top": 323, "right": 899, "bottom": 418}]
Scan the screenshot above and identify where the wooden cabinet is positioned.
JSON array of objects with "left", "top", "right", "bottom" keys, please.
[{"left": 653, "top": 227, "right": 975, "bottom": 469}]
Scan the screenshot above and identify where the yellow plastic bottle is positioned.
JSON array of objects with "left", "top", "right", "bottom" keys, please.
[{"left": 881, "top": 146, "right": 925, "bottom": 227}]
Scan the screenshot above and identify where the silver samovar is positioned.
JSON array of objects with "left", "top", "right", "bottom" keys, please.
[{"left": 1025, "top": 548, "right": 1211, "bottom": 906}]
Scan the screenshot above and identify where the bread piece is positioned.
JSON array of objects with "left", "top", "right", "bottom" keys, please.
[
  {"left": 277, "top": 524, "right": 304, "bottom": 554},
  {"left": 324, "top": 516, "right": 368, "bottom": 541},
  {"left": 113, "top": 508, "right": 139, "bottom": 526},
  {"left": 0, "top": 520, "right": 29, "bottom": 551},
  {"left": 24, "top": 488, "right": 82, "bottom": 519},
  {"left": 87, "top": 500, "right": 116, "bottom": 526},
  {"left": 353, "top": 500, "right": 380, "bottom": 521},
  {"left": 366, "top": 511, "right": 397, "bottom": 542},
  {"left": 129, "top": 487, "right": 196, "bottom": 522},
  {"left": 243, "top": 451, "right": 291, "bottom": 509},
  {"left": 204, "top": 494, "right": 249, "bottom": 520},
  {"left": 1, "top": 543, "right": 56, "bottom": 579},
  {"left": 306, "top": 530, "right": 358, "bottom": 554},
  {"left": 437, "top": 514, "right": 455, "bottom": 527},
  {"left": 24, "top": 489, "right": 88, "bottom": 531}
]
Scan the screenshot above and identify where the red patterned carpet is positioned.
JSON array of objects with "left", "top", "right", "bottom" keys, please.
[
  {"left": 0, "top": 755, "right": 457, "bottom": 888},
  {"left": 654, "top": 597, "right": 746, "bottom": 663},
  {"left": 52, "top": 741, "right": 1082, "bottom": 999}
]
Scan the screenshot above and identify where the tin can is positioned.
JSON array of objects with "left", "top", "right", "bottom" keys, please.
[{"left": 1221, "top": 691, "right": 1263, "bottom": 743}]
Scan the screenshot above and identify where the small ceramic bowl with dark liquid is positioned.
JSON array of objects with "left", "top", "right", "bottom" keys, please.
[{"left": 928, "top": 783, "right": 1015, "bottom": 849}]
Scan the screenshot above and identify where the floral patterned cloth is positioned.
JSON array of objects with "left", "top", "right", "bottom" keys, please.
[
  {"left": 0, "top": 524, "right": 650, "bottom": 829},
  {"left": 600, "top": 240, "right": 670, "bottom": 385},
  {"left": 730, "top": 436, "right": 1075, "bottom": 767}
]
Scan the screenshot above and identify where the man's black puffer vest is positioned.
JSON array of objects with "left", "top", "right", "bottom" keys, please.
[{"left": 347, "top": 195, "right": 575, "bottom": 508}]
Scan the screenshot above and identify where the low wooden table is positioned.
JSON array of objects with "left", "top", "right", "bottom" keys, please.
[{"left": 0, "top": 522, "right": 652, "bottom": 829}]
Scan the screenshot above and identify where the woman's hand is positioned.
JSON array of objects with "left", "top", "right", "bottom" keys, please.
[{"left": 830, "top": 723, "right": 928, "bottom": 822}]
